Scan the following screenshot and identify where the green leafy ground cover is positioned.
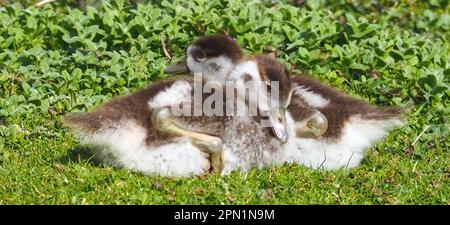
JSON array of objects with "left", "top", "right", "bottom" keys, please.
[{"left": 0, "top": 0, "right": 448, "bottom": 204}]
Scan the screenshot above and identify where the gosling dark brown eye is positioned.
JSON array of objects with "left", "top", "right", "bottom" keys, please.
[{"left": 193, "top": 49, "right": 206, "bottom": 62}]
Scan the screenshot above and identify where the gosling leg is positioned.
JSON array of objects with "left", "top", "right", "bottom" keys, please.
[{"left": 151, "top": 107, "right": 224, "bottom": 174}]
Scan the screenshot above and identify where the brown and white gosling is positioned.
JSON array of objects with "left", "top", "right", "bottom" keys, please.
[
  {"left": 65, "top": 43, "right": 294, "bottom": 177},
  {"left": 165, "top": 34, "right": 405, "bottom": 170}
]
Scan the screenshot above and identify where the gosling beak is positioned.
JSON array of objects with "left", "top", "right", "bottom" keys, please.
[
  {"left": 268, "top": 106, "right": 288, "bottom": 144},
  {"left": 164, "top": 56, "right": 190, "bottom": 74}
]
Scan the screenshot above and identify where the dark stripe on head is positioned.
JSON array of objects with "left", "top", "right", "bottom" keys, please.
[{"left": 192, "top": 35, "right": 244, "bottom": 63}]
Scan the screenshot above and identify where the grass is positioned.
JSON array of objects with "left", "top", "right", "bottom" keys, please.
[{"left": 0, "top": 0, "right": 449, "bottom": 204}]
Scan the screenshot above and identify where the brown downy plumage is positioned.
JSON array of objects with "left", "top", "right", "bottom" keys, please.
[
  {"left": 255, "top": 55, "right": 292, "bottom": 108},
  {"left": 65, "top": 77, "right": 192, "bottom": 146},
  {"left": 289, "top": 75, "right": 405, "bottom": 139}
]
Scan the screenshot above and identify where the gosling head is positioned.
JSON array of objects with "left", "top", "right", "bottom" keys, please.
[
  {"left": 255, "top": 55, "right": 292, "bottom": 143},
  {"left": 164, "top": 34, "right": 244, "bottom": 82},
  {"left": 220, "top": 55, "right": 292, "bottom": 143}
]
